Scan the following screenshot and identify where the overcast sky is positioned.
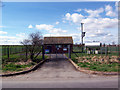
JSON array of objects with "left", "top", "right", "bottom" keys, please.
[{"left": 0, "top": 1, "right": 119, "bottom": 45}]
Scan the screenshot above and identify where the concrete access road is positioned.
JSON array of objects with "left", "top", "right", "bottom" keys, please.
[{"left": 2, "top": 54, "right": 118, "bottom": 88}]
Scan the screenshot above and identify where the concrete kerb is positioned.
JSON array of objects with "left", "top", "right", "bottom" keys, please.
[
  {"left": 68, "top": 58, "right": 118, "bottom": 76},
  {"left": 0, "top": 59, "right": 47, "bottom": 77}
]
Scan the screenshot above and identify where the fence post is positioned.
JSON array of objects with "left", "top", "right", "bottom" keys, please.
[
  {"left": 7, "top": 45, "right": 9, "bottom": 60},
  {"left": 68, "top": 45, "right": 71, "bottom": 58}
]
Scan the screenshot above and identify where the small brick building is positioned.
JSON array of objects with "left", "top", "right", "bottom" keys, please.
[{"left": 44, "top": 37, "right": 73, "bottom": 54}]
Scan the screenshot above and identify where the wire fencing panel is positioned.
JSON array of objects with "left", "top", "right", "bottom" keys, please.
[
  {"left": 2, "top": 45, "right": 26, "bottom": 64},
  {"left": 100, "top": 46, "right": 118, "bottom": 56},
  {"left": 73, "top": 45, "right": 84, "bottom": 53},
  {"left": 2, "top": 45, "right": 25, "bottom": 56},
  {"left": 73, "top": 45, "right": 119, "bottom": 56},
  {"left": 107, "top": 46, "right": 119, "bottom": 55}
]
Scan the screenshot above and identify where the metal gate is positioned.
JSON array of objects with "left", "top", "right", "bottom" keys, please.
[
  {"left": 42, "top": 45, "right": 71, "bottom": 60},
  {"left": 48, "top": 53, "right": 67, "bottom": 59}
]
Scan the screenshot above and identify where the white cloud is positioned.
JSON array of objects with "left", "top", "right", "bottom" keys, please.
[
  {"left": 0, "top": 30, "right": 7, "bottom": 34},
  {"left": 0, "top": 32, "right": 27, "bottom": 45},
  {"left": 0, "top": 26, "right": 5, "bottom": 28},
  {"left": 85, "top": 30, "right": 112, "bottom": 38},
  {"left": 74, "top": 9, "right": 81, "bottom": 12},
  {"left": 16, "top": 33, "right": 26, "bottom": 37},
  {"left": 105, "top": 5, "right": 112, "bottom": 11},
  {"left": 106, "top": 11, "right": 116, "bottom": 17},
  {"left": 55, "top": 21, "right": 59, "bottom": 25},
  {"left": 82, "top": 18, "right": 117, "bottom": 31},
  {"left": 65, "top": 13, "right": 84, "bottom": 23},
  {"left": 64, "top": 6, "right": 118, "bottom": 44},
  {"left": 115, "top": 1, "right": 120, "bottom": 12},
  {"left": 105, "top": 5, "right": 116, "bottom": 17},
  {"left": 62, "top": 20, "right": 66, "bottom": 23},
  {"left": 28, "top": 24, "right": 33, "bottom": 29},
  {"left": 64, "top": 8, "right": 104, "bottom": 24},
  {"left": 49, "top": 28, "right": 67, "bottom": 33},
  {"left": 0, "top": 36, "right": 16, "bottom": 39},
  {"left": 77, "top": 17, "right": 118, "bottom": 43},
  {"left": 0, "top": 36, "right": 19, "bottom": 45},
  {"left": 65, "top": 13, "right": 71, "bottom": 20},
  {"left": 84, "top": 8, "right": 104, "bottom": 18},
  {"left": 36, "top": 24, "right": 68, "bottom": 34},
  {"left": 36, "top": 24, "right": 54, "bottom": 30}
]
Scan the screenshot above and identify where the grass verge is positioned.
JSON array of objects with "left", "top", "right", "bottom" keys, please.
[
  {"left": 2, "top": 63, "right": 33, "bottom": 72},
  {"left": 2, "top": 53, "right": 48, "bottom": 73},
  {"left": 66, "top": 53, "right": 119, "bottom": 72}
]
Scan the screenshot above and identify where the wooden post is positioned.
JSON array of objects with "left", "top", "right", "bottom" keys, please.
[
  {"left": 42, "top": 45, "right": 45, "bottom": 60},
  {"left": 68, "top": 45, "right": 71, "bottom": 58}
]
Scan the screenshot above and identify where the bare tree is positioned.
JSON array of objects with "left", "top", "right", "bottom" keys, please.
[
  {"left": 21, "top": 32, "right": 43, "bottom": 62},
  {"left": 21, "top": 39, "right": 29, "bottom": 61}
]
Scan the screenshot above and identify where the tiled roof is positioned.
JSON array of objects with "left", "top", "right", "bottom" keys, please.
[{"left": 44, "top": 36, "right": 73, "bottom": 44}]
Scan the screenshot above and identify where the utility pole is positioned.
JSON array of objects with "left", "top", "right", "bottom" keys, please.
[
  {"left": 81, "top": 23, "right": 85, "bottom": 53},
  {"left": 81, "top": 23, "right": 84, "bottom": 45}
]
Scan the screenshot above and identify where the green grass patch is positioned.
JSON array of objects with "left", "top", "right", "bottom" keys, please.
[
  {"left": 66, "top": 53, "right": 119, "bottom": 72},
  {"left": 2, "top": 53, "right": 48, "bottom": 72},
  {"left": 2, "top": 53, "right": 26, "bottom": 64},
  {"left": 77, "top": 62, "right": 119, "bottom": 72},
  {"left": 2, "top": 63, "right": 32, "bottom": 72}
]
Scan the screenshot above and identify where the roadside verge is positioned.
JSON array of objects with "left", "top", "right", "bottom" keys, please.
[
  {"left": 0, "top": 59, "right": 47, "bottom": 77},
  {"left": 68, "top": 58, "right": 119, "bottom": 76}
]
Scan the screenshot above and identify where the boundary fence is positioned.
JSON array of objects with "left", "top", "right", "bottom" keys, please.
[
  {"left": 73, "top": 45, "right": 119, "bottom": 56},
  {"left": 2, "top": 45, "right": 25, "bottom": 56}
]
